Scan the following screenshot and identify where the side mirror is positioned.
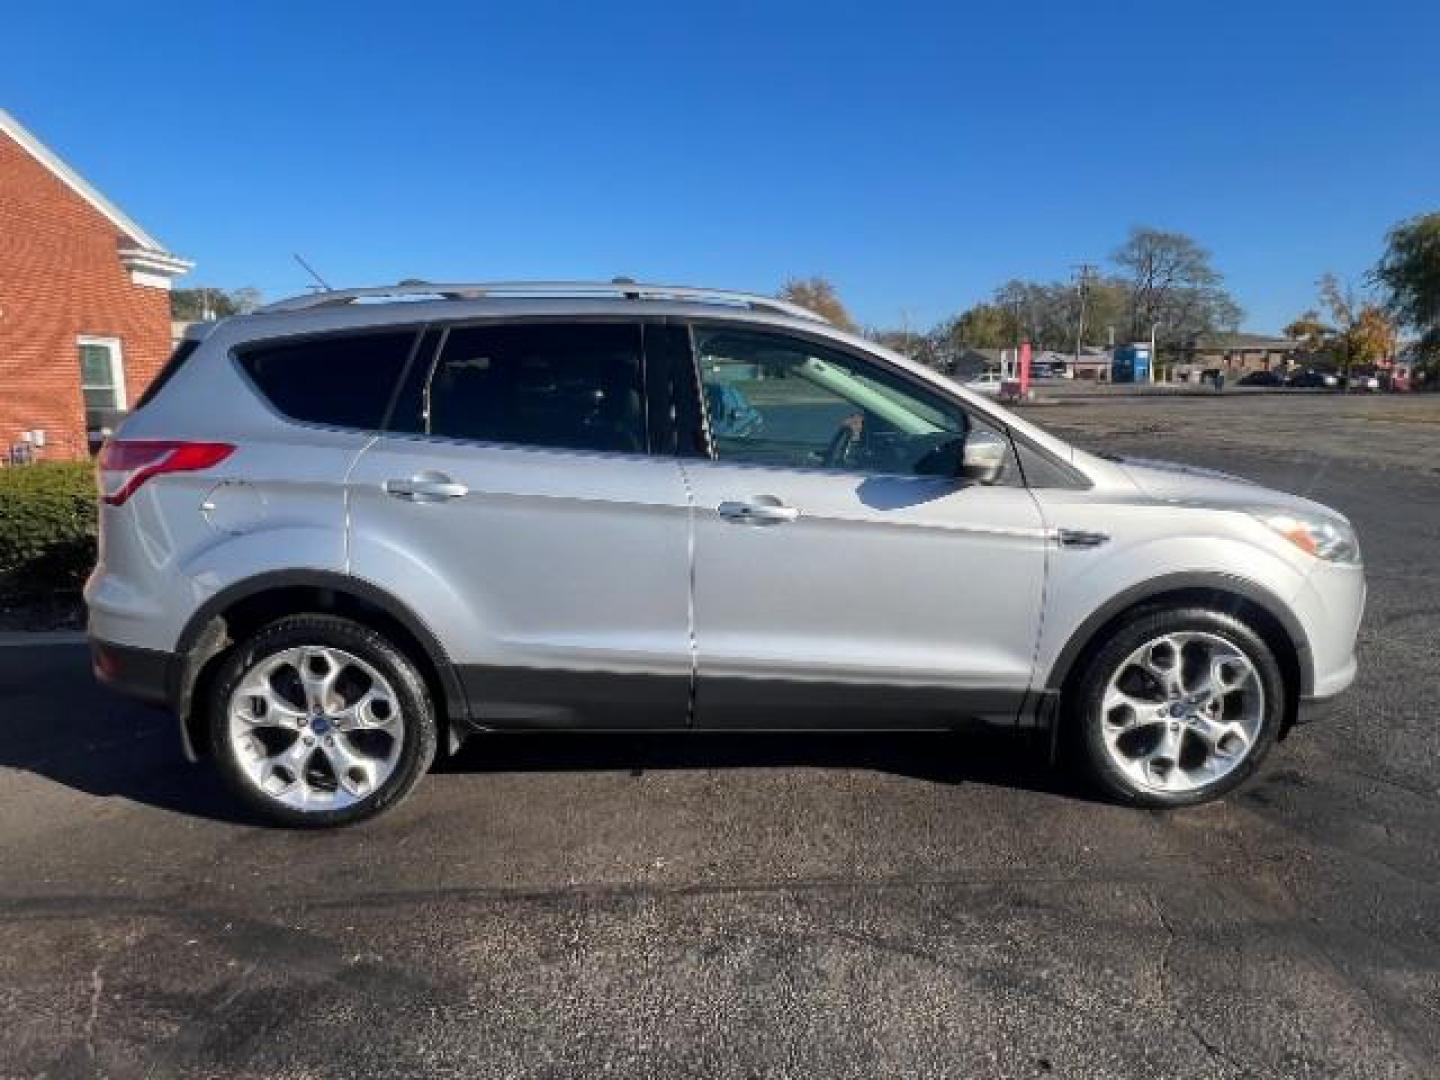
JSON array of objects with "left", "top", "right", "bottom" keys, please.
[{"left": 960, "top": 429, "right": 1008, "bottom": 485}]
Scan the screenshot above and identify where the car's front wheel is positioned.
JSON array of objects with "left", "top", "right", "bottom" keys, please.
[
  {"left": 208, "top": 614, "right": 437, "bottom": 827},
  {"left": 1073, "top": 607, "right": 1285, "bottom": 807}
]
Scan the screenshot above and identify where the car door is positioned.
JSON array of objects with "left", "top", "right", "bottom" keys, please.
[
  {"left": 680, "top": 324, "right": 1048, "bottom": 728},
  {"left": 347, "top": 319, "right": 692, "bottom": 728}
]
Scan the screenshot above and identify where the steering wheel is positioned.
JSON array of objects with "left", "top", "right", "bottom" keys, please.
[{"left": 822, "top": 413, "right": 865, "bottom": 468}]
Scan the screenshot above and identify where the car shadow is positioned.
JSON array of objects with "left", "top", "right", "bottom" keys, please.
[
  {"left": 1, "top": 644, "right": 1095, "bottom": 826},
  {"left": 437, "top": 727, "right": 1092, "bottom": 802}
]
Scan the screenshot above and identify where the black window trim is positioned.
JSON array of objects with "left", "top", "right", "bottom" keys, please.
[
  {"left": 135, "top": 337, "right": 202, "bottom": 411},
  {"left": 375, "top": 314, "right": 667, "bottom": 461}
]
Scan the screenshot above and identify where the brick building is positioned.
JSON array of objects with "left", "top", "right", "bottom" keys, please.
[
  {"left": 1173, "top": 333, "right": 1301, "bottom": 380},
  {"left": 0, "top": 109, "right": 191, "bottom": 461}
]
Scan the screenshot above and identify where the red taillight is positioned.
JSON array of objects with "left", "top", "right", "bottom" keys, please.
[{"left": 98, "top": 440, "right": 235, "bottom": 506}]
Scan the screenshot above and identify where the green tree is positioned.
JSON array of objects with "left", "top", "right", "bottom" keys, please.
[
  {"left": 777, "top": 276, "right": 856, "bottom": 331},
  {"left": 971, "top": 275, "right": 1130, "bottom": 353},
  {"left": 1373, "top": 211, "right": 1440, "bottom": 366},
  {"left": 1317, "top": 273, "right": 1396, "bottom": 374},
  {"left": 170, "top": 287, "right": 263, "bottom": 321},
  {"left": 1283, "top": 310, "right": 1330, "bottom": 346},
  {"left": 1282, "top": 309, "right": 1334, "bottom": 364},
  {"left": 936, "top": 302, "right": 1018, "bottom": 350}
]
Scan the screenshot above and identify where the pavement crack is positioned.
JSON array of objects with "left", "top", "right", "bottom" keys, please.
[
  {"left": 1148, "top": 893, "right": 1262, "bottom": 1079},
  {"left": 82, "top": 956, "right": 104, "bottom": 1075}
]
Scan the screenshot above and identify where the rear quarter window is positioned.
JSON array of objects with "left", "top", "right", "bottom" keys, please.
[{"left": 237, "top": 330, "right": 419, "bottom": 429}]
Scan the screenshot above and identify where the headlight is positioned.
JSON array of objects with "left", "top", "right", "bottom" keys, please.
[{"left": 1251, "top": 509, "right": 1361, "bottom": 564}]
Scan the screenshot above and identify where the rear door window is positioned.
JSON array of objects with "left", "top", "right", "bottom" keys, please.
[
  {"left": 238, "top": 330, "right": 420, "bottom": 429},
  {"left": 392, "top": 322, "right": 649, "bottom": 454}
]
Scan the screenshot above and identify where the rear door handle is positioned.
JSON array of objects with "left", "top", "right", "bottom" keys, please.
[
  {"left": 384, "top": 472, "right": 469, "bottom": 503},
  {"left": 717, "top": 498, "right": 800, "bottom": 525}
]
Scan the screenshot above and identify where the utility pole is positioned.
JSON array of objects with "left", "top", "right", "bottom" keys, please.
[
  {"left": 1010, "top": 297, "right": 1024, "bottom": 379},
  {"left": 1072, "top": 264, "right": 1096, "bottom": 373}
]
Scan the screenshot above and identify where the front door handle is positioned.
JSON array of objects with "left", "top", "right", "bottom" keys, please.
[
  {"left": 717, "top": 497, "right": 800, "bottom": 525},
  {"left": 384, "top": 472, "right": 469, "bottom": 503}
]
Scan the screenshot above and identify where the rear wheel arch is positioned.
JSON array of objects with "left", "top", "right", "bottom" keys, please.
[
  {"left": 1047, "top": 576, "right": 1310, "bottom": 728},
  {"left": 171, "top": 571, "right": 468, "bottom": 759}
]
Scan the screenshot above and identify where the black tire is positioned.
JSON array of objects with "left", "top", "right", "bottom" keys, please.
[
  {"left": 1070, "top": 606, "right": 1285, "bottom": 808},
  {"left": 207, "top": 614, "right": 438, "bottom": 828}
]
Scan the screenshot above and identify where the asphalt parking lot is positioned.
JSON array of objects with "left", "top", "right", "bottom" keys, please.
[{"left": 1, "top": 394, "right": 1437, "bottom": 1079}]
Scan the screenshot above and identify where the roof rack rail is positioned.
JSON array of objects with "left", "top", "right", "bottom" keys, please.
[{"left": 255, "top": 280, "right": 828, "bottom": 323}]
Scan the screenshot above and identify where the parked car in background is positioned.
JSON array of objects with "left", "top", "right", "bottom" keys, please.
[
  {"left": 963, "top": 370, "right": 1003, "bottom": 395},
  {"left": 88, "top": 280, "right": 1365, "bottom": 826},
  {"left": 1287, "top": 368, "right": 1339, "bottom": 390},
  {"left": 1237, "top": 370, "right": 1284, "bottom": 387},
  {"left": 1344, "top": 369, "right": 1382, "bottom": 392}
]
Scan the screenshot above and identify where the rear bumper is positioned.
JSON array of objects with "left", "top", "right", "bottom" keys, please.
[{"left": 89, "top": 637, "right": 173, "bottom": 710}]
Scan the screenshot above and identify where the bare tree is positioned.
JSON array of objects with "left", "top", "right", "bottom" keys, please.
[{"left": 1112, "top": 227, "right": 1242, "bottom": 345}]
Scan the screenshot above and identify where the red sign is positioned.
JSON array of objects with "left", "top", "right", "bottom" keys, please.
[{"left": 1018, "top": 341, "right": 1032, "bottom": 395}]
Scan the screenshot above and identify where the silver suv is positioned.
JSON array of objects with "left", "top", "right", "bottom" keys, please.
[{"left": 87, "top": 282, "right": 1365, "bottom": 826}]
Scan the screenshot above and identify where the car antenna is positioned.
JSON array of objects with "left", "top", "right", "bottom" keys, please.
[{"left": 293, "top": 252, "right": 333, "bottom": 293}]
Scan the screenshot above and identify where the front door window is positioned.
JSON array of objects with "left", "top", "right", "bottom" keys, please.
[{"left": 695, "top": 328, "right": 983, "bottom": 478}]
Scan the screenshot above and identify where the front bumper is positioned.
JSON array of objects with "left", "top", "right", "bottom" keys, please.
[
  {"left": 1293, "top": 652, "right": 1356, "bottom": 726},
  {"left": 1295, "top": 694, "right": 1344, "bottom": 726}
]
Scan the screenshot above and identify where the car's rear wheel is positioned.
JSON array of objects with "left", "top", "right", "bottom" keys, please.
[
  {"left": 208, "top": 614, "right": 437, "bottom": 827},
  {"left": 1073, "top": 607, "right": 1284, "bottom": 807}
]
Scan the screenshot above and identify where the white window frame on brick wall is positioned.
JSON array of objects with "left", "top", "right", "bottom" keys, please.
[{"left": 77, "top": 335, "right": 127, "bottom": 433}]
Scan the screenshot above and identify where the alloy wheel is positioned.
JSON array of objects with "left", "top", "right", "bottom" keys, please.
[
  {"left": 1098, "top": 631, "right": 1265, "bottom": 793},
  {"left": 227, "top": 645, "right": 405, "bottom": 811}
]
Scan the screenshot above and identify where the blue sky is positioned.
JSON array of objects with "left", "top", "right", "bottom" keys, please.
[{"left": 5, "top": 1, "right": 1437, "bottom": 333}]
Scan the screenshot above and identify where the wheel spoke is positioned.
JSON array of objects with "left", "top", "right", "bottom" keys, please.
[
  {"left": 323, "top": 735, "right": 377, "bottom": 796},
  {"left": 1102, "top": 686, "right": 1165, "bottom": 734},
  {"left": 1140, "top": 723, "right": 1187, "bottom": 787},
  {"left": 1197, "top": 716, "right": 1251, "bottom": 759},
  {"left": 333, "top": 688, "right": 397, "bottom": 733},
  {"left": 233, "top": 670, "right": 306, "bottom": 729},
  {"left": 261, "top": 737, "right": 315, "bottom": 795},
  {"left": 1140, "top": 637, "right": 1184, "bottom": 698},
  {"left": 1210, "top": 651, "right": 1254, "bottom": 695},
  {"left": 299, "top": 649, "right": 343, "bottom": 713}
]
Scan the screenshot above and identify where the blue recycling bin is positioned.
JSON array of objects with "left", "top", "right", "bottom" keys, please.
[{"left": 1112, "top": 344, "right": 1152, "bottom": 383}]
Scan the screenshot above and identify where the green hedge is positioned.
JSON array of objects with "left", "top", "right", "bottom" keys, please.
[{"left": 0, "top": 461, "right": 99, "bottom": 593}]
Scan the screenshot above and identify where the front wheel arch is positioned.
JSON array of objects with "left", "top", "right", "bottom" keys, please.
[{"left": 1048, "top": 584, "right": 1305, "bottom": 735}]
